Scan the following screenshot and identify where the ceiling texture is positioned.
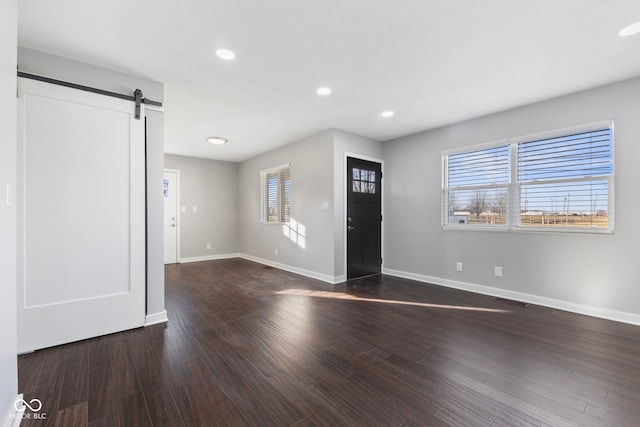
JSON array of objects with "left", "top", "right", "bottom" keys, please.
[{"left": 18, "top": 0, "right": 640, "bottom": 162}]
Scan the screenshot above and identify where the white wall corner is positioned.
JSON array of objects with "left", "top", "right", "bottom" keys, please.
[
  {"left": 239, "top": 254, "right": 342, "bottom": 285},
  {"left": 3, "top": 393, "right": 23, "bottom": 427},
  {"left": 145, "top": 310, "right": 168, "bottom": 326},
  {"left": 382, "top": 268, "right": 640, "bottom": 327},
  {"left": 334, "top": 274, "right": 347, "bottom": 284}
]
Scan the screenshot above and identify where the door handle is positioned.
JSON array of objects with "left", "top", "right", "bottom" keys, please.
[
  {"left": 347, "top": 225, "right": 355, "bottom": 231},
  {"left": 170, "top": 224, "right": 176, "bottom": 227}
]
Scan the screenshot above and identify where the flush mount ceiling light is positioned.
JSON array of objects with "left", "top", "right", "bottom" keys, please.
[
  {"left": 215, "top": 48, "right": 236, "bottom": 60},
  {"left": 619, "top": 22, "right": 640, "bottom": 37},
  {"left": 381, "top": 110, "right": 395, "bottom": 118},
  {"left": 205, "top": 136, "right": 228, "bottom": 145},
  {"left": 316, "top": 87, "right": 332, "bottom": 95}
]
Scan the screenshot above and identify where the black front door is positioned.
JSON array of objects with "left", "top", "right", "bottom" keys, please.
[{"left": 347, "top": 157, "right": 382, "bottom": 279}]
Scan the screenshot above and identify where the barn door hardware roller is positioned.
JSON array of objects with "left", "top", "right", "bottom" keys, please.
[{"left": 134, "top": 89, "right": 142, "bottom": 119}]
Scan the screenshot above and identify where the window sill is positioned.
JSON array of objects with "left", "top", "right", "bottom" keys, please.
[{"left": 443, "top": 224, "right": 614, "bottom": 235}]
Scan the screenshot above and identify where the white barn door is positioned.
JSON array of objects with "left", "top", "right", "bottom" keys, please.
[{"left": 17, "top": 78, "right": 146, "bottom": 353}]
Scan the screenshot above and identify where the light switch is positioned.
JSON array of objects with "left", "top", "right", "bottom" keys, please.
[
  {"left": 6, "top": 182, "right": 12, "bottom": 207},
  {"left": 181, "top": 206, "right": 186, "bottom": 213},
  {"left": 322, "top": 201, "right": 329, "bottom": 210},
  {"left": 192, "top": 206, "right": 198, "bottom": 212}
]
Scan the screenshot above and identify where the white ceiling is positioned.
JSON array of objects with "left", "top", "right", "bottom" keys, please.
[{"left": 18, "top": 0, "right": 640, "bottom": 162}]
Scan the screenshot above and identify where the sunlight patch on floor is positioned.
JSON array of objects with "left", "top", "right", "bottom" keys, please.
[{"left": 275, "top": 289, "right": 511, "bottom": 313}]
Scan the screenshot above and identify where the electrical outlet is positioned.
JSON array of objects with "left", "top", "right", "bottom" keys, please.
[
  {"left": 495, "top": 266, "right": 503, "bottom": 277},
  {"left": 206, "top": 243, "right": 211, "bottom": 250},
  {"left": 192, "top": 205, "right": 198, "bottom": 212},
  {"left": 456, "top": 262, "right": 463, "bottom": 272},
  {"left": 275, "top": 248, "right": 279, "bottom": 256}
]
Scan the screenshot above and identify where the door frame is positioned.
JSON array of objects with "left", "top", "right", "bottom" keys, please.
[
  {"left": 164, "top": 168, "right": 181, "bottom": 264},
  {"left": 343, "top": 152, "right": 384, "bottom": 281}
]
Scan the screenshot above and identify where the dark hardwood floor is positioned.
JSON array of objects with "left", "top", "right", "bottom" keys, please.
[{"left": 18, "top": 258, "right": 640, "bottom": 426}]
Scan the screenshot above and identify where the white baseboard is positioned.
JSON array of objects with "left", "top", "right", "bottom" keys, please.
[
  {"left": 3, "top": 393, "right": 23, "bottom": 427},
  {"left": 239, "top": 254, "right": 343, "bottom": 285},
  {"left": 179, "top": 253, "right": 240, "bottom": 264},
  {"left": 383, "top": 267, "right": 640, "bottom": 327},
  {"left": 145, "top": 310, "right": 168, "bottom": 326},
  {"left": 334, "top": 274, "right": 347, "bottom": 283}
]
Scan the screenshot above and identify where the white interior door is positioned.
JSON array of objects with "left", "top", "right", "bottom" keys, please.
[
  {"left": 17, "top": 78, "right": 146, "bottom": 353},
  {"left": 163, "top": 170, "right": 179, "bottom": 264}
]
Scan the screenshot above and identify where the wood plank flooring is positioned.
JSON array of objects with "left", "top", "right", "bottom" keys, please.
[{"left": 18, "top": 258, "right": 640, "bottom": 426}]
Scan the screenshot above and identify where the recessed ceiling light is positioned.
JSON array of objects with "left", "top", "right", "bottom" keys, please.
[
  {"left": 205, "top": 136, "right": 228, "bottom": 145},
  {"left": 316, "top": 87, "right": 332, "bottom": 95},
  {"left": 381, "top": 111, "right": 395, "bottom": 118},
  {"left": 215, "top": 49, "right": 236, "bottom": 60},
  {"left": 619, "top": 22, "right": 640, "bottom": 37}
]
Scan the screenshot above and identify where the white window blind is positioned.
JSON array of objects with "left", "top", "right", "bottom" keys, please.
[
  {"left": 447, "top": 145, "right": 511, "bottom": 188},
  {"left": 262, "top": 164, "right": 291, "bottom": 223},
  {"left": 442, "top": 121, "right": 614, "bottom": 233},
  {"left": 445, "top": 145, "right": 510, "bottom": 226},
  {"left": 517, "top": 127, "right": 612, "bottom": 229},
  {"left": 518, "top": 128, "right": 613, "bottom": 182}
]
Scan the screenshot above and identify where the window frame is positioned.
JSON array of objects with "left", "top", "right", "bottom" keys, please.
[
  {"left": 351, "top": 166, "right": 378, "bottom": 194},
  {"left": 260, "top": 163, "right": 291, "bottom": 224},
  {"left": 442, "top": 139, "right": 511, "bottom": 231},
  {"left": 442, "top": 121, "right": 614, "bottom": 234}
]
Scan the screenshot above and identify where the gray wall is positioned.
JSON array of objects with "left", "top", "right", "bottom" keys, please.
[
  {"left": 239, "top": 131, "right": 336, "bottom": 279},
  {"left": 383, "top": 77, "right": 640, "bottom": 321},
  {"left": 236, "top": 129, "right": 382, "bottom": 281},
  {"left": 0, "top": 0, "right": 18, "bottom": 423},
  {"left": 145, "top": 109, "right": 165, "bottom": 319},
  {"left": 17, "top": 47, "right": 167, "bottom": 321},
  {"left": 165, "top": 129, "right": 384, "bottom": 282},
  {"left": 164, "top": 154, "right": 239, "bottom": 259}
]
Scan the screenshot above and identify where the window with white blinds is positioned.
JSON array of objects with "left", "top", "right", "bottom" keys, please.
[
  {"left": 445, "top": 145, "right": 510, "bottom": 226},
  {"left": 517, "top": 127, "right": 612, "bottom": 230},
  {"left": 261, "top": 164, "right": 291, "bottom": 223},
  {"left": 442, "top": 121, "right": 614, "bottom": 233}
]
